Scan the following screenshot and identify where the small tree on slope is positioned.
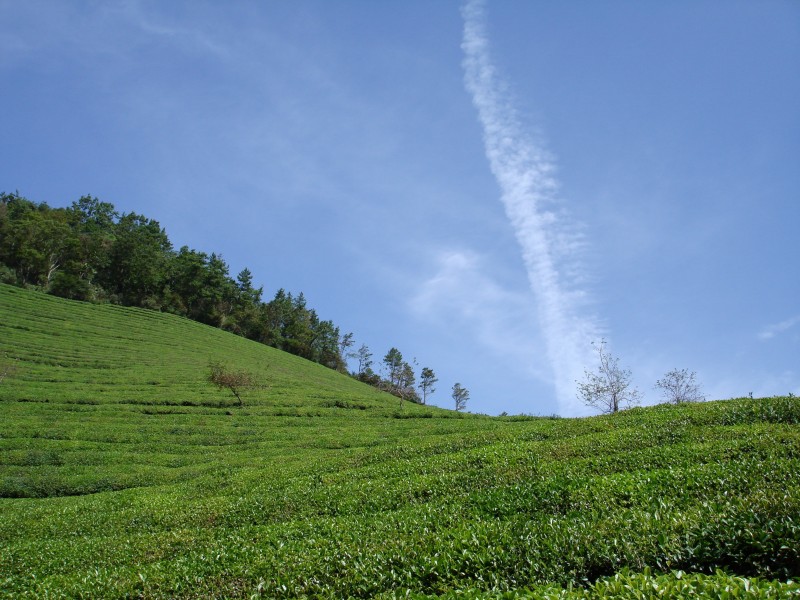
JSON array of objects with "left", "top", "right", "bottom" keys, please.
[
  {"left": 418, "top": 367, "right": 438, "bottom": 405},
  {"left": 452, "top": 383, "right": 469, "bottom": 412},
  {"left": 208, "top": 361, "right": 261, "bottom": 407},
  {"left": 656, "top": 368, "right": 704, "bottom": 404},
  {"left": 577, "top": 340, "right": 641, "bottom": 414}
]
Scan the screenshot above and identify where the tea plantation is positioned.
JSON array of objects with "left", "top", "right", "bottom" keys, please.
[{"left": 1, "top": 283, "right": 798, "bottom": 598}]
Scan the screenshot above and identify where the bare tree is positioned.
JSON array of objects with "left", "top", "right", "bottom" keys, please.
[
  {"left": 452, "top": 383, "right": 469, "bottom": 412},
  {"left": 655, "top": 368, "right": 704, "bottom": 404},
  {"left": 208, "top": 361, "right": 261, "bottom": 406},
  {"left": 577, "top": 340, "right": 641, "bottom": 414}
]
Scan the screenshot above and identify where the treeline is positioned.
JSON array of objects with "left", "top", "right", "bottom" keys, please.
[
  {"left": 350, "top": 345, "right": 427, "bottom": 406},
  {"left": 0, "top": 193, "right": 457, "bottom": 405},
  {"left": 0, "top": 193, "right": 345, "bottom": 369}
]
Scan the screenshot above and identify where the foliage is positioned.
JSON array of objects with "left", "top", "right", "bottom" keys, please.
[
  {"left": 1, "top": 285, "right": 799, "bottom": 598},
  {"left": 655, "top": 368, "right": 705, "bottom": 403},
  {"left": 577, "top": 339, "right": 641, "bottom": 414},
  {"left": 381, "top": 347, "right": 420, "bottom": 402},
  {"left": 100, "top": 212, "right": 173, "bottom": 307},
  {"left": 419, "top": 367, "right": 438, "bottom": 405},
  {"left": 0, "top": 192, "right": 348, "bottom": 372},
  {"left": 452, "top": 382, "right": 470, "bottom": 411},
  {"left": 383, "top": 347, "right": 405, "bottom": 387},
  {"left": 339, "top": 331, "right": 355, "bottom": 362},
  {"left": 207, "top": 361, "right": 261, "bottom": 406},
  {"left": 355, "top": 343, "right": 373, "bottom": 376},
  {"left": 395, "top": 569, "right": 800, "bottom": 599}
]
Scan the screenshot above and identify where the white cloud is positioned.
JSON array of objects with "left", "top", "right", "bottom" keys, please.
[
  {"left": 410, "top": 250, "right": 548, "bottom": 381},
  {"left": 119, "top": 3, "right": 230, "bottom": 58},
  {"left": 758, "top": 315, "right": 800, "bottom": 341},
  {"left": 461, "top": 0, "right": 601, "bottom": 415}
]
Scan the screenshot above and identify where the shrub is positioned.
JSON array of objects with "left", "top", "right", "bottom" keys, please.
[{"left": 207, "top": 361, "right": 261, "bottom": 406}]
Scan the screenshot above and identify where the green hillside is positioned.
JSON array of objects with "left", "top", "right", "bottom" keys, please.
[{"left": 1, "top": 284, "right": 799, "bottom": 598}]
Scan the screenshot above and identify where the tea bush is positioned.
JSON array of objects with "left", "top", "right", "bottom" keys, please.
[{"left": 1, "top": 285, "right": 799, "bottom": 598}]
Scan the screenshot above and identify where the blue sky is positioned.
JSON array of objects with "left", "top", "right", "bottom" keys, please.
[{"left": 2, "top": 0, "right": 798, "bottom": 416}]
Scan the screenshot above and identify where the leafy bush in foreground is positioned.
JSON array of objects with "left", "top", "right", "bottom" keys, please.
[{"left": 390, "top": 569, "right": 800, "bottom": 599}]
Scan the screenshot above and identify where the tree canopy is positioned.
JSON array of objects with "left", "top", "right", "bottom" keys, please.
[
  {"left": 1, "top": 192, "right": 458, "bottom": 405},
  {"left": 0, "top": 192, "right": 346, "bottom": 372}
]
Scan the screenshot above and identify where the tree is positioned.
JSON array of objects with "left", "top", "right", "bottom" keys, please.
[
  {"left": 339, "top": 332, "right": 354, "bottom": 360},
  {"left": 310, "top": 319, "right": 344, "bottom": 371},
  {"left": 355, "top": 344, "right": 373, "bottom": 376},
  {"left": 8, "top": 205, "right": 74, "bottom": 286},
  {"left": 0, "top": 193, "right": 357, "bottom": 373},
  {"left": 283, "top": 292, "right": 317, "bottom": 359},
  {"left": 418, "top": 367, "right": 438, "bottom": 405},
  {"left": 354, "top": 344, "right": 380, "bottom": 386},
  {"left": 102, "top": 212, "right": 172, "bottom": 307},
  {"left": 383, "top": 347, "right": 404, "bottom": 388},
  {"left": 397, "top": 361, "right": 418, "bottom": 402},
  {"left": 67, "top": 195, "right": 117, "bottom": 283},
  {"left": 380, "top": 348, "right": 419, "bottom": 401},
  {"left": 208, "top": 361, "right": 260, "bottom": 406},
  {"left": 655, "top": 368, "right": 704, "bottom": 404},
  {"left": 169, "top": 246, "right": 213, "bottom": 319},
  {"left": 577, "top": 339, "right": 641, "bottom": 414},
  {"left": 70, "top": 195, "right": 117, "bottom": 233},
  {"left": 259, "top": 288, "right": 293, "bottom": 349},
  {"left": 235, "top": 268, "right": 263, "bottom": 306},
  {"left": 230, "top": 268, "right": 263, "bottom": 340},
  {"left": 452, "top": 382, "right": 469, "bottom": 412},
  {"left": 48, "top": 271, "right": 92, "bottom": 301},
  {"left": 205, "top": 253, "right": 238, "bottom": 328}
]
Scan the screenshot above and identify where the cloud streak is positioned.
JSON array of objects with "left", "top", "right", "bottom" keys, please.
[
  {"left": 758, "top": 315, "right": 800, "bottom": 341},
  {"left": 410, "top": 249, "right": 546, "bottom": 379},
  {"left": 461, "top": 0, "right": 599, "bottom": 415}
]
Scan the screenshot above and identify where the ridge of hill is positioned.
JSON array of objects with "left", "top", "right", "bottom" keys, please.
[
  {"left": 1, "top": 284, "right": 799, "bottom": 598},
  {"left": 0, "top": 282, "right": 431, "bottom": 415}
]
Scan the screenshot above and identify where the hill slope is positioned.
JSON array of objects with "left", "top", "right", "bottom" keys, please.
[{"left": 1, "top": 284, "right": 799, "bottom": 598}]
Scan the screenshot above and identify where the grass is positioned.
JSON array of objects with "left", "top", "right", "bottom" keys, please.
[{"left": 1, "top": 283, "right": 799, "bottom": 598}]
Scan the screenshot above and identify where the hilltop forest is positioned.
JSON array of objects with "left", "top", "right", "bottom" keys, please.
[{"left": 0, "top": 192, "right": 363, "bottom": 373}]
